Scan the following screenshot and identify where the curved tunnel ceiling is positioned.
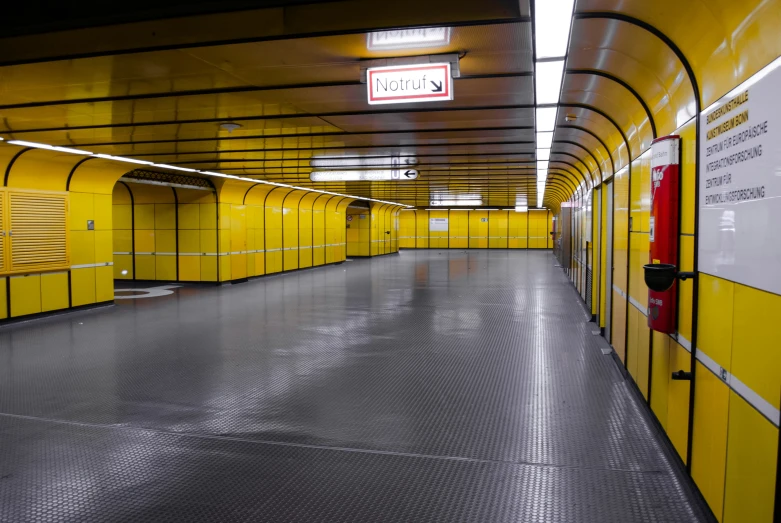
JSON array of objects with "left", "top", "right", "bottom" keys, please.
[{"left": 0, "top": 0, "right": 778, "bottom": 209}]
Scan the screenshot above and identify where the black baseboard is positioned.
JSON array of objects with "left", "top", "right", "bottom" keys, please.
[{"left": 0, "top": 301, "right": 115, "bottom": 327}]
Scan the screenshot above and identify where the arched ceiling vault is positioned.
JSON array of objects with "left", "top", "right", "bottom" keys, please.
[{"left": 0, "top": 0, "right": 779, "bottom": 208}]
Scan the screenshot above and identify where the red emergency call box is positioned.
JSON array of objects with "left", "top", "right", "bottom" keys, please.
[{"left": 647, "top": 135, "right": 681, "bottom": 334}]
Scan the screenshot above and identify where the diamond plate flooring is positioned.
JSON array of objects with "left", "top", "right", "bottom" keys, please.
[{"left": 0, "top": 251, "right": 711, "bottom": 522}]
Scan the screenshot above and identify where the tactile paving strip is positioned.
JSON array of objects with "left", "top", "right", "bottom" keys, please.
[{"left": 0, "top": 251, "right": 712, "bottom": 522}]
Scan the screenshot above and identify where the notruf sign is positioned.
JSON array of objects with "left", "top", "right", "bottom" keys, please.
[{"left": 367, "top": 63, "right": 453, "bottom": 105}]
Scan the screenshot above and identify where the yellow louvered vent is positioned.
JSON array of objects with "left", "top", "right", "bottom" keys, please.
[{"left": 7, "top": 190, "right": 69, "bottom": 273}]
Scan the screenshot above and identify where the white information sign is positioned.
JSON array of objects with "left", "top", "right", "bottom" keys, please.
[
  {"left": 366, "top": 28, "right": 451, "bottom": 51},
  {"left": 429, "top": 218, "right": 449, "bottom": 232},
  {"left": 310, "top": 169, "right": 418, "bottom": 182},
  {"left": 367, "top": 63, "right": 453, "bottom": 105},
  {"left": 698, "top": 60, "right": 781, "bottom": 294}
]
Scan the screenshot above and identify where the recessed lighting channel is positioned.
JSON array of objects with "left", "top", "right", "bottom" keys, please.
[{"left": 533, "top": 0, "right": 575, "bottom": 208}]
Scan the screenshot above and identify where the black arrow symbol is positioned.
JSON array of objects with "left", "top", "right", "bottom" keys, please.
[
  {"left": 404, "top": 157, "right": 418, "bottom": 165},
  {"left": 404, "top": 170, "right": 416, "bottom": 178},
  {"left": 430, "top": 80, "right": 443, "bottom": 92}
]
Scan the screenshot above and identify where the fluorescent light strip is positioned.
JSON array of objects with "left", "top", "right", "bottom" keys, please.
[
  {"left": 0, "top": 141, "right": 412, "bottom": 208},
  {"left": 536, "top": 107, "right": 558, "bottom": 132},
  {"left": 535, "top": 60, "right": 565, "bottom": 105},
  {"left": 429, "top": 199, "right": 482, "bottom": 206},
  {"left": 515, "top": 206, "right": 528, "bottom": 212},
  {"left": 155, "top": 163, "right": 198, "bottom": 173},
  {"left": 537, "top": 132, "right": 553, "bottom": 149},
  {"left": 533, "top": 0, "right": 575, "bottom": 209},
  {"left": 93, "top": 154, "right": 154, "bottom": 165},
  {"left": 8, "top": 140, "right": 92, "bottom": 156},
  {"left": 535, "top": 0, "right": 575, "bottom": 59}
]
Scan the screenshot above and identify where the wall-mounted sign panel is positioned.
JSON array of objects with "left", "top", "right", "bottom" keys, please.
[
  {"left": 366, "top": 28, "right": 451, "bottom": 51},
  {"left": 698, "top": 60, "right": 781, "bottom": 294},
  {"left": 429, "top": 218, "right": 449, "bottom": 231},
  {"left": 367, "top": 63, "right": 452, "bottom": 105},
  {"left": 310, "top": 170, "right": 418, "bottom": 182},
  {"left": 310, "top": 156, "right": 418, "bottom": 168}
]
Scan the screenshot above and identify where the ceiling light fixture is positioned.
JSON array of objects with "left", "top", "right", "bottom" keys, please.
[
  {"left": 310, "top": 155, "right": 418, "bottom": 168},
  {"left": 154, "top": 164, "right": 199, "bottom": 173},
  {"left": 535, "top": 107, "right": 558, "bottom": 132},
  {"left": 311, "top": 170, "right": 418, "bottom": 182},
  {"left": 533, "top": 0, "right": 575, "bottom": 208},
  {"left": 515, "top": 205, "right": 529, "bottom": 212},
  {"left": 537, "top": 131, "right": 553, "bottom": 149},
  {"left": 535, "top": 60, "right": 565, "bottom": 105},
  {"left": 93, "top": 154, "right": 154, "bottom": 165},
  {"left": 7, "top": 140, "right": 93, "bottom": 156},
  {"left": 535, "top": 0, "right": 575, "bottom": 59},
  {"left": 366, "top": 27, "right": 451, "bottom": 51},
  {"left": 220, "top": 122, "right": 242, "bottom": 133},
  {"left": 0, "top": 141, "right": 412, "bottom": 208},
  {"left": 429, "top": 199, "right": 482, "bottom": 206}
]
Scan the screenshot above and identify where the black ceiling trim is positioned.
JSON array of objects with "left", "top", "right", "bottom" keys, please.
[
  {"left": 559, "top": 102, "right": 632, "bottom": 165},
  {"left": 549, "top": 155, "right": 589, "bottom": 180},
  {"left": 5, "top": 103, "right": 536, "bottom": 134},
  {"left": 0, "top": 17, "right": 530, "bottom": 67},
  {"left": 174, "top": 159, "right": 537, "bottom": 167},
  {"left": 0, "top": 72, "right": 533, "bottom": 111},
  {"left": 552, "top": 140, "right": 601, "bottom": 184},
  {"left": 125, "top": 141, "right": 537, "bottom": 156},
  {"left": 75, "top": 125, "right": 535, "bottom": 147},
  {"left": 566, "top": 68, "right": 658, "bottom": 139},
  {"left": 557, "top": 124, "right": 615, "bottom": 176}
]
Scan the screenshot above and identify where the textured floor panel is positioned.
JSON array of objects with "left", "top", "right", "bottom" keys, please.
[
  {"left": 0, "top": 416, "right": 702, "bottom": 523},
  {"left": 0, "top": 251, "right": 711, "bottom": 521}
]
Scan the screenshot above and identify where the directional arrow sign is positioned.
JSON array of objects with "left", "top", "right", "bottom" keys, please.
[
  {"left": 311, "top": 170, "right": 418, "bottom": 181},
  {"left": 367, "top": 63, "right": 453, "bottom": 105}
]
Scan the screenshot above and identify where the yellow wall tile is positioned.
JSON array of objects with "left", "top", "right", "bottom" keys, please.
[
  {"left": 651, "top": 332, "right": 671, "bottom": 429},
  {"left": 731, "top": 284, "right": 781, "bottom": 409},
  {"left": 697, "top": 274, "right": 734, "bottom": 371},
  {"left": 134, "top": 255, "right": 155, "bottom": 280},
  {"left": 69, "top": 192, "right": 94, "bottom": 231},
  {"left": 134, "top": 204, "right": 155, "bottom": 230},
  {"left": 93, "top": 194, "right": 112, "bottom": 230},
  {"left": 691, "top": 362, "right": 730, "bottom": 521},
  {"left": 70, "top": 231, "right": 95, "bottom": 265},
  {"left": 10, "top": 275, "right": 41, "bottom": 316},
  {"left": 112, "top": 204, "right": 132, "bottom": 230},
  {"left": 667, "top": 342, "right": 692, "bottom": 463},
  {"left": 722, "top": 393, "right": 778, "bottom": 523},
  {"left": 95, "top": 265, "right": 114, "bottom": 302},
  {"left": 179, "top": 256, "right": 200, "bottom": 281},
  {"left": 94, "top": 230, "right": 112, "bottom": 263},
  {"left": 155, "top": 256, "right": 176, "bottom": 281},
  {"left": 70, "top": 268, "right": 96, "bottom": 307},
  {"left": 0, "top": 278, "right": 6, "bottom": 319},
  {"left": 40, "top": 272, "right": 68, "bottom": 312},
  {"left": 178, "top": 204, "right": 200, "bottom": 230},
  {"left": 114, "top": 255, "right": 132, "bottom": 279}
]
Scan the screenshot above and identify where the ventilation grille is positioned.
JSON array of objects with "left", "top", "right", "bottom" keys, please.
[{"left": 8, "top": 191, "right": 69, "bottom": 272}]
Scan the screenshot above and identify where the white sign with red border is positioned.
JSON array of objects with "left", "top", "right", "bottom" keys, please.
[{"left": 367, "top": 63, "right": 453, "bottom": 105}]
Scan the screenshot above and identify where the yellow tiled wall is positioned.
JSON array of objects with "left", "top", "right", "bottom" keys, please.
[
  {"left": 0, "top": 149, "right": 124, "bottom": 321},
  {"left": 398, "top": 209, "right": 551, "bottom": 249}
]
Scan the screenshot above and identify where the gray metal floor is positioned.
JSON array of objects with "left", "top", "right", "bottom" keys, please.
[{"left": 0, "top": 251, "right": 710, "bottom": 522}]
